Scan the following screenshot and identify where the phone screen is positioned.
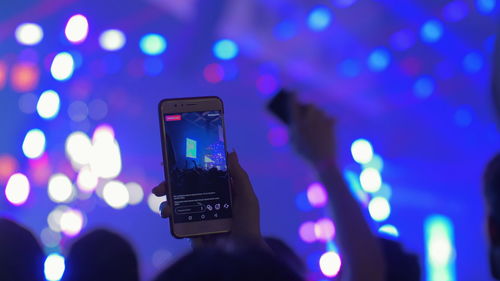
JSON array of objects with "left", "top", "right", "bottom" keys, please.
[{"left": 163, "top": 110, "right": 232, "bottom": 223}]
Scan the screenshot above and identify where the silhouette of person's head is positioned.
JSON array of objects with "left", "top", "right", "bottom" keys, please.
[
  {"left": 379, "top": 237, "right": 421, "bottom": 281},
  {"left": 484, "top": 154, "right": 500, "bottom": 279},
  {"left": 62, "top": 229, "right": 139, "bottom": 281},
  {"left": 154, "top": 246, "right": 304, "bottom": 281},
  {"left": 0, "top": 218, "right": 45, "bottom": 281},
  {"left": 264, "top": 237, "right": 306, "bottom": 277}
]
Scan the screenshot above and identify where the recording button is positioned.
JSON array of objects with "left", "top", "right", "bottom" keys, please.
[
  {"left": 201, "top": 214, "right": 206, "bottom": 219},
  {"left": 223, "top": 203, "right": 229, "bottom": 209},
  {"left": 215, "top": 203, "right": 221, "bottom": 210}
]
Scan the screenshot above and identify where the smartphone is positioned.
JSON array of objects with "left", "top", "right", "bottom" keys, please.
[
  {"left": 267, "top": 89, "right": 292, "bottom": 124},
  {"left": 158, "top": 97, "right": 232, "bottom": 238}
]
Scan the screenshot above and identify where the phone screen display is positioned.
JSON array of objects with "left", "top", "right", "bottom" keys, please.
[{"left": 163, "top": 110, "right": 232, "bottom": 223}]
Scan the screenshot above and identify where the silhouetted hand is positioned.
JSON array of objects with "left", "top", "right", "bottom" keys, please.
[
  {"left": 152, "top": 151, "right": 263, "bottom": 247},
  {"left": 289, "top": 95, "right": 336, "bottom": 167}
]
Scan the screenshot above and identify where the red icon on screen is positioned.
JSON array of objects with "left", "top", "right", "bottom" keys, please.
[{"left": 165, "top": 115, "right": 181, "bottom": 121}]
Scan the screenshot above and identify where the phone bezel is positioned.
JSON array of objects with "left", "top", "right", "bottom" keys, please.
[{"left": 158, "top": 96, "right": 232, "bottom": 238}]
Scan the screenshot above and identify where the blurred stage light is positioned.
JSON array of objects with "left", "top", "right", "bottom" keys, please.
[
  {"left": 362, "top": 154, "right": 384, "bottom": 172},
  {"left": 295, "top": 191, "right": 313, "bottom": 211},
  {"left": 368, "top": 197, "right": 391, "bottom": 222},
  {"left": 37, "top": 90, "right": 60, "bottom": 120},
  {"left": 414, "top": 76, "right": 434, "bottom": 99},
  {"left": 256, "top": 74, "right": 279, "bottom": 95},
  {"left": 15, "top": 23, "right": 43, "bottom": 46},
  {"left": 140, "top": 33, "right": 167, "bottom": 56},
  {"left": 463, "top": 52, "right": 483, "bottom": 73},
  {"left": 90, "top": 125, "right": 122, "bottom": 179},
  {"left": 213, "top": 39, "right": 239, "bottom": 60},
  {"left": 147, "top": 193, "right": 164, "bottom": 214},
  {"left": 47, "top": 205, "right": 70, "bottom": 232},
  {"left": 368, "top": 48, "right": 390, "bottom": 72},
  {"left": 307, "top": 182, "right": 328, "bottom": 208},
  {"left": 65, "top": 131, "right": 92, "bottom": 168},
  {"left": 421, "top": 20, "right": 443, "bottom": 43},
  {"left": 299, "top": 221, "right": 317, "bottom": 243},
  {"left": 267, "top": 126, "right": 289, "bottom": 147},
  {"left": 5, "top": 173, "right": 30, "bottom": 206},
  {"left": 319, "top": 251, "right": 341, "bottom": 277},
  {"left": 44, "top": 253, "right": 65, "bottom": 281},
  {"left": 0, "top": 61, "right": 6, "bottom": 90},
  {"left": 308, "top": 6, "right": 332, "bottom": 31},
  {"left": 60, "top": 208, "right": 84, "bottom": 237},
  {"left": 99, "top": 29, "right": 126, "bottom": 51},
  {"left": 443, "top": 0, "right": 469, "bottom": 22},
  {"left": 359, "top": 168, "right": 382, "bottom": 192},
  {"left": 11, "top": 62, "right": 40, "bottom": 92},
  {"left": 274, "top": 21, "right": 297, "bottom": 40},
  {"left": 378, "top": 224, "right": 399, "bottom": 238},
  {"left": 103, "top": 181, "right": 129, "bottom": 209},
  {"left": 203, "top": 63, "right": 224, "bottom": 83},
  {"left": 22, "top": 129, "right": 46, "bottom": 159},
  {"left": 0, "top": 154, "right": 18, "bottom": 182},
  {"left": 351, "top": 138, "right": 373, "bottom": 164},
  {"left": 344, "top": 170, "right": 370, "bottom": 206},
  {"left": 144, "top": 57, "right": 164, "bottom": 76},
  {"left": 88, "top": 99, "right": 108, "bottom": 120},
  {"left": 477, "top": 0, "right": 496, "bottom": 14},
  {"left": 374, "top": 183, "right": 392, "bottom": 200},
  {"left": 51, "top": 52, "right": 75, "bottom": 81},
  {"left": 76, "top": 166, "right": 98, "bottom": 192},
  {"left": 48, "top": 174, "right": 75, "bottom": 203},
  {"left": 68, "top": 101, "right": 89, "bottom": 122},
  {"left": 65, "top": 14, "right": 89, "bottom": 44},
  {"left": 425, "top": 215, "right": 456, "bottom": 281},
  {"left": 314, "top": 218, "right": 335, "bottom": 242},
  {"left": 41, "top": 227, "right": 62, "bottom": 248},
  {"left": 339, "top": 59, "right": 361, "bottom": 78},
  {"left": 126, "top": 182, "right": 144, "bottom": 205}
]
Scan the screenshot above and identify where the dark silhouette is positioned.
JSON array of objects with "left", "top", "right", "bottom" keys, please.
[
  {"left": 379, "top": 238, "right": 421, "bottom": 281},
  {"left": 0, "top": 218, "right": 45, "bottom": 281},
  {"left": 264, "top": 237, "right": 306, "bottom": 278},
  {"left": 61, "top": 229, "right": 139, "bottom": 281},
  {"left": 484, "top": 154, "right": 500, "bottom": 279},
  {"left": 153, "top": 246, "right": 304, "bottom": 281}
]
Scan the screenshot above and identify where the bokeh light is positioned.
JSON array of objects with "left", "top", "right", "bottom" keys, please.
[
  {"left": 359, "top": 168, "right": 382, "bottom": 193},
  {"left": 22, "top": 129, "right": 46, "bottom": 159},
  {"left": 51, "top": 52, "right": 75, "bottom": 81},
  {"left": 314, "top": 218, "right": 335, "bottom": 241},
  {"left": 414, "top": 76, "right": 434, "bottom": 99},
  {"left": 144, "top": 57, "right": 164, "bottom": 76},
  {"left": 0, "top": 61, "right": 6, "bottom": 90},
  {"left": 147, "top": 193, "right": 164, "bottom": 214},
  {"left": 308, "top": 6, "right": 332, "bottom": 31},
  {"left": 44, "top": 253, "right": 65, "bottom": 281},
  {"left": 462, "top": 52, "right": 483, "bottom": 73},
  {"left": 37, "top": 90, "right": 61, "bottom": 120},
  {"left": 48, "top": 174, "right": 75, "bottom": 203},
  {"left": 76, "top": 166, "right": 98, "bottom": 192},
  {"left": 47, "top": 205, "right": 69, "bottom": 232},
  {"left": 65, "top": 131, "right": 92, "bottom": 169},
  {"left": 140, "top": 33, "right": 167, "bottom": 56},
  {"left": 421, "top": 20, "right": 443, "bottom": 43},
  {"left": 68, "top": 101, "right": 89, "bottom": 122},
  {"left": 274, "top": 21, "right": 297, "bottom": 40},
  {"left": 339, "top": 59, "right": 361, "bottom": 78},
  {"left": 319, "top": 251, "right": 342, "bottom": 277},
  {"left": 65, "top": 14, "right": 89, "bottom": 44},
  {"left": 368, "top": 197, "right": 391, "bottom": 222},
  {"left": 425, "top": 215, "right": 455, "bottom": 281},
  {"left": 99, "top": 29, "right": 126, "bottom": 51},
  {"left": 477, "top": 0, "right": 496, "bottom": 14},
  {"left": 390, "top": 30, "right": 416, "bottom": 51},
  {"left": 60, "top": 208, "right": 84, "bottom": 237},
  {"left": 126, "top": 182, "right": 144, "bottom": 205},
  {"left": 40, "top": 227, "right": 62, "bottom": 248},
  {"left": 5, "top": 173, "right": 30, "bottom": 206},
  {"left": 0, "top": 154, "right": 18, "bottom": 183},
  {"left": 15, "top": 23, "right": 43, "bottom": 46},
  {"left": 299, "top": 221, "right": 317, "bottom": 243},
  {"left": 103, "top": 181, "right": 129, "bottom": 209},
  {"left": 368, "top": 48, "right": 390, "bottom": 72},
  {"left": 90, "top": 125, "right": 122, "bottom": 179},
  {"left": 213, "top": 39, "right": 239, "bottom": 60},
  {"left": 11, "top": 62, "right": 40, "bottom": 92},
  {"left": 307, "top": 182, "right": 328, "bottom": 207},
  {"left": 351, "top": 138, "right": 373, "bottom": 164},
  {"left": 203, "top": 63, "right": 224, "bottom": 83},
  {"left": 362, "top": 154, "right": 384, "bottom": 172},
  {"left": 443, "top": 1, "right": 469, "bottom": 22},
  {"left": 379, "top": 224, "right": 400, "bottom": 238}
]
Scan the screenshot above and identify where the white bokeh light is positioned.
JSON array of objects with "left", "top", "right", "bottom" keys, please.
[
  {"left": 359, "top": 168, "right": 382, "bottom": 193},
  {"left": 37, "top": 90, "right": 61, "bottom": 120},
  {"left": 368, "top": 197, "right": 391, "bottom": 222},
  {"left": 90, "top": 125, "right": 122, "bottom": 179},
  {"left": 65, "top": 131, "right": 92, "bottom": 169},
  {"left": 22, "top": 129, "right": 46, "bottom": 159},
  {"left": 103, "top": 181, "right": 129, "bottom": 209},
  {"left": 76, "top": 166, "right": 98, "bottom": 192},
  {"left": 44, "top": 253, "right": 65, "bottom": 281},
  {"left": 99, "top": 29, "right": 126, "bottom": 51},
  {"left": 126, "top": 182, "right": 144, "bottom": 205},
  {"left": 47, "top": 206, "right": 70, "bottom": 232},
  {"left": 48, "top": 174, "right": 75, "bottom": 203},
  {"left": 40, "top": 227, "right": 62, "bottom": 248},
  {"left": 15, "top": 23, "right": 44, "bottom": 46},
  {"left": 60, "top": 209, "right": 84, "bottom": 237},
  {"left": 5, "top": 173, "right": 30, "bottom": 206},
  {"left": 351, "top": 138, "right": 373, "bottom": 164},
  {"left": 148, "top": 193, "right": 164, "bottom": 214},
  {"left": 51, "top": 52, "right": 75, "bottom": 81},
  {"left": 65, "top": 14, "right": 89, "bottom": 44},
  {"left": 319, "top": 251, "right": 342, "bottom": 277}
]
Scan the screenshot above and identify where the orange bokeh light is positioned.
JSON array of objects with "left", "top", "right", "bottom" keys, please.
[
  {"left": 0, "top": 61, "right": 7, "bottom": 90},
  {"left": 0, "top": 154, "right": 18, "bottom": 183},
  {"left": 11, "top": 62, "right": 40, "bottom": 92}
]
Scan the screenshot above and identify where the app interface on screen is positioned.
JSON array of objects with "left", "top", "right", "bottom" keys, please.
[{"left": 164, "top": 110, "right": 232, "bottom": 223}]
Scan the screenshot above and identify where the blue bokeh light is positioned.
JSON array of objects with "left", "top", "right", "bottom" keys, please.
[
  {"left": 368, "top": 48, "right": 390, "bottom": 72},
  {"left": 213, "top": 39, "right": 239, "bottom": 60},
  {"left": 274, "top": 21, "right": 297, "bottom": 40},
  {"left": 339, "top": 59, "right": 361, "bottom": 77},
  {"left": 462, "top": 52, "right": 483, "bottom": 73},
  {"left": 477, "top": 0, "right": 496, "bottom": 14},
  {"left": 307, "top": 6, "right": 332, "bottom": 31},
  {"left": 421, "top": 20, "right": 443, "bottom": 43},
  {"left": 139, "top": 33, "right": 167, "bottom": 56},
  {"left": 414, "top": 76, "right": 435, "bottom": 99},
  {"left": 443, "top": 0, "right": 469, "bottom": 22}
]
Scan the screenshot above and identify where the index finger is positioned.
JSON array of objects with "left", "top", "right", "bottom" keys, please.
[{"left": 152, "top": 182, "right": 167, "bottom": 196}]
